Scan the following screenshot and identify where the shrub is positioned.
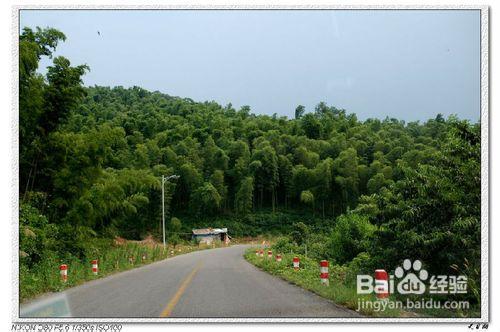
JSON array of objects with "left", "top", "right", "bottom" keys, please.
[
  {"left": 289, "top": 222, "right": 310, "bottom": 246},
  {"left": 326, "top": 213, "right": 376, "bottom": 264},
  {"left": 345, "top": 252, "right": 373, "bottom": 284},
  {"left": 272, "top": 236, "right": 296, "bottom": 254},
  {"left": 19, "top": 202, "right": 59, "bottom": 266}
]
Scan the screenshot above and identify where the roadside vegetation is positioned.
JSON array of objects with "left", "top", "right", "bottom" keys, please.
[
  {"left": 19, "top": 25, "right": 481, "bottom": 313},
  {"left": 245, "top": 248, "right": 404, "bottom": 317},
  {"left": 20, "top": 233, "right": 227, "bottom": 302},
  {"left": 245, "top": 244, "right": 480, "bottom": 318}
]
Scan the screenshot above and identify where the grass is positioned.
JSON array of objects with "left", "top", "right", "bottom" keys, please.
[
  {"left": 244, "top": 248, "right": 403, "bottom": 317},
  {"left": 244, "top": 248, "right": 480, "bottom": 318},
  {"left": 20, "top": 241, "right": 227, "bottom": 303}
]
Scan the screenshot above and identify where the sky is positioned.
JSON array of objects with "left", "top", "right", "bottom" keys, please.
[{"left": 20, "top": 9, "right": 481, "bottom": 122}]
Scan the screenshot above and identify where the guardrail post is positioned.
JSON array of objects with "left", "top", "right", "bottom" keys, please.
[
  {"left": 91, "top": 260, "right": 98, "bottom": 275},
  {"left": 293, "top": 257, "right": 300, "bottom": 270},
  {"left": 320, "top": 260, "right": 329, "bottom": 286},
  {"left": 375, "top": 269, "right": 389, "bottom": 299},
  {"left": 59, "top": 264, "right": 68, "bottom": 282}
]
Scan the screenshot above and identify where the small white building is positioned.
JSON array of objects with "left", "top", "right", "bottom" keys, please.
[{"left": 192, "top": 228, "right": 230, "bottom": 245}]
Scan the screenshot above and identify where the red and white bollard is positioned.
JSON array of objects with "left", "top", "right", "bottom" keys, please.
[
  {"left": 293, "top": 257, "right": 300, "bottom": 270},
  {"left": 276, "top": 254, "right": 282, "bottom": 262},
  {"left": 374, "top": 269, "right": 389, "bottom": 299},
  {"left": 267, "top": 250, "right": 272, "bottom": 259},
  {"left": 91, "top": 260, "right": 98, "bottom": 275},
  {"left": 255, "top": 250, "right": 259, "bottom": 256},
  {"left": 59, "top": 264, "right": 68, "bottom": 283},
  {"left": 259, "top": 249, "right": 264, "bottom": 257},
  {"left": 320, "top": 260, "right": 329, "bottom": 286}
]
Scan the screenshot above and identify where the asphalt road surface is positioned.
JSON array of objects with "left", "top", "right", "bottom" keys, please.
[{"left": 20, "top": 245, "right": 361, "bottom": 318}]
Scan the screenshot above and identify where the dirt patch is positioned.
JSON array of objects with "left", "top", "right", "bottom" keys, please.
[
  {"left": 113, "top": 235, "right": 160, "bottom": 248},
  {"left": 233, "top": 236, "right": 272, "bottom": 245}
]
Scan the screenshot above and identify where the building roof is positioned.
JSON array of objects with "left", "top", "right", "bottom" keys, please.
[{"left": 192, "top": 228, "right": 227, "bottom": 235}]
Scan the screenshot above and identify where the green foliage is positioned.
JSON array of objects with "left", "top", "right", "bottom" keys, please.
[
  {"left": 65, "top": 168, "right": 159, "bottom": 236},
  {"left": 300, "top": 190, "right": 314, "bottom": 205},
  {"left": 301, "top": 113, "right": 322, "bottom": 139},
  {"left": 191, "top": 182, "right": 222, "bottom": 215},
  {"left": 369, "top": 120, "right": 480, "bottom": 276},
  {"left": 23, "top": 77, "right": 471, "bottom": 233},
  {"left": 20, "top": 202, "right": 57, "bottom": 266},
  {"left": 306, "top": 232, "right": 330, "bottom": 261},
  {"left": 235, "top": 177, "right": 254, "bottom": 215},
  {"left": 18, "top": 26, "right": 481, "bottom": 305},
  {"left": 210, "top": 170, "right": 227, "bottom": 206},
  {"left": 289, "top": 222, "right": 310, "bottom": 246},
  {"left": 44, "top": 56, "right": 89, "bottom": 135},
  {"left": 245, "top": 249, "right": 406, "bottom": 317},
  {"left": 294, "top": 105, "right": 305, "bottom": 119},
  {"left": 168, "top": 217, "right": 182, "bottom": 247},
  {"left": 333, "top": 148, "right": 360, "bottom": 213},
  {"left": 272, "top": 236, "right": 297, "bottom": 254},
  {"left": 326, "top": 213, "right": 376, "bottom": 265},
  {"left": 169, "top": 217, "right": 182, "bottom": 232},
  {"left": 245, "top": 248, "right": 479, "bottom": 317},
  {"left": 19, "top": 240, "right": 203, "bottom": 302}
]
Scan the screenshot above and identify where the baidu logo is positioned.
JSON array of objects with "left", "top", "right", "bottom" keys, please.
[{"left": 357, "top": 258, "right": 467, "bottom": 296}]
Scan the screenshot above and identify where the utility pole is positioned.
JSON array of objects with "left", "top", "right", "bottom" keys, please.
[{"left": 162, "top": 174, "right": 179, "bottom": 250}]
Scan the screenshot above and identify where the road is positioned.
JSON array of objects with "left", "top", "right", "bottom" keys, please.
[{"left": 20, "top": 245, "right": 361, "bottom": 318}]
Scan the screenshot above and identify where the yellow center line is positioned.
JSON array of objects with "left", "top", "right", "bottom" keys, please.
[{"left": 159, "top": 262, "right": 203, "bottom": 318}]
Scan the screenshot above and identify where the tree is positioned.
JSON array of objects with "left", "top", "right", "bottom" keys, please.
[
  {"left": 191, "top": 182, "right": 222, "bottom": 216},
  {"left": 294, "top": 105, "right": 305, "bottom": 119},
  {"left": 294, "top": 146, "right": 319, "bottom": 168},
  {"left": 251, "top": 145, "right": 278, "bottom": 211},
  {"left": 300, "top": 190, "right": 315, "bottom": 215},
  {"left": 300, "top": 113, "right": 321, "bottom": 139},
  {"left": 20, "top": 27, "right": 89, "bottom": 200},
  {"left": 177, "top": 162, "right": 202, "bottom": 208},
  {"left": 366, "top": 173, "right": 387, "bottom": 194},
  {"left": 370, "top": 120, "right": 480, "bottom": 283},
  {"left": 43, "top": 56, "right": 89, "bottom": 136},
  {"left": 313, "top": 158, "right": 333, "bottom": 217},
  {"left": 327, "top": 213, "right": 376, "bottom": 264},
  {"left": 19, "top": 26, "right": 65, "bottom": 151},
  {"left": 65, "top": 168, "right": 159, "bottom": 237},
  {"left": 333, "top": 148, "right": 359, "bottom": 213},
  {"left": 278, "top": 155, "right": 293, "bottom": 208},
  {"left": 289, "top": 222, "right": 310, "bottom": 248},
  {"left": 210, "top": 170, "right": 227, "bottom": 210},
  {"left": 314, "top": 101, "right": 330, "bottom": 117},
  {"left": 235, "top": 177, "right": 254, "bottom": 215},
  {"left": 203, "top": 136, "right": 228, "bottom": 176},
  {"left": 168, "top": 217, "right": 182, "bottom": 248}
]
